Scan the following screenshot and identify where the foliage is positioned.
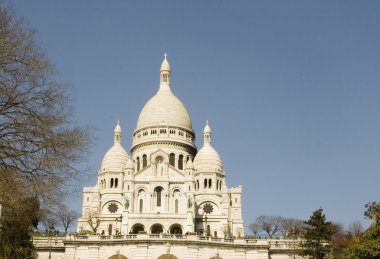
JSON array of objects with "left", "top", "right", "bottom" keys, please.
[
  {"left": 0, "top": 170, "right": 38, "bottom": 258},
  {"left": 343, "top": 202, "right": 380, "bottom": 259},
  {"left": 300, "top": 208, "right": 332, "bottom": 259}
]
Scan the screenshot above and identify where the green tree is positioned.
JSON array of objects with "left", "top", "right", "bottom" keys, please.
[
  {"left": 343, "top": 202, "right": 380, "bottom": 259},
  {"left": 301, "top": 208, "right": 333, "bottom": 259}
]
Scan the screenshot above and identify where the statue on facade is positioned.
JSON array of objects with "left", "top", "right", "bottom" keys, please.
[
  {"left": 187, "top": 196, "right": 193, "bottom": 209},
  {"left": 124, "top": 197, "right": 129, "bottom": 210},
  {"left": 156, "top": 159, "right": 164, "bottom": 175}
]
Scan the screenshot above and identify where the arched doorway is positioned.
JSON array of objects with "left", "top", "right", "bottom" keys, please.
[
  {"left": 109, "top": 255, "right": 128, "bottom": 259},
  {"left": 169, "top": 224, "right": 183, "bottom": 235},
  {"left": 130, "top": 223, "right": 145, "bottom": 234},
  {"left": 151, "top": 223, "right": 164, "bottom": 234},
  {"left": 157, "top": 254, "right": 178, "bottom": 259}
]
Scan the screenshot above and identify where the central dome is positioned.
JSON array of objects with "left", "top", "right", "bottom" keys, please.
[
  {"left": 136, "top": 87, "right": 192, "bottom": 130},
  {"left": 136, "top": 55, "right": 192, "bottom": 131}
]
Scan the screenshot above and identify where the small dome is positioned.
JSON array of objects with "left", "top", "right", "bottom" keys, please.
[
  {"left": 125, "top": 159, "right": 134, "bottom": 169},
  {"left": 185, "top": 159, "right": 194, "bottom": 169},
  {"left": 193, "top": 145, "right": 223, "bottom": 172},
  {"left": 101, "top": 143, "right": 129, "bottom": 172},
  {"left": 194, "top": 121, "right": 223, "bottom": 172},
  {"left": 100, "top": 121, "right": 130, "bottom": 172}
]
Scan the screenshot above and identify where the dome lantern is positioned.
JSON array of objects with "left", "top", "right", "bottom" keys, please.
[
  {"left": 114, "top": 120, "right": 122, "bottom": 143},
  {"left": 160, "top": 53, "right": 171, "bottom": 88},
  {"left": 204, "top": 120, "right": 211, "bottom": 145}
]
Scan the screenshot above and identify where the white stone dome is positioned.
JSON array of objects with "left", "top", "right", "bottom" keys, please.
[
  {"left": 136, "top": 87, "right": 192, "bottom": 130},
  {"left": 136, "top": 55, "right": 192, "bottom": 130},
  {"left": 101, "top": 144, "right": 129, "bottom": 172},
  {"left": 194, "top": 145, "right": 223, "bottom": 172},
  {"left": 100, "top": 121, "right": 130, "bottom": 172},
  {"left": 193, "top": 121, "right": 223, "bottom": 172}
]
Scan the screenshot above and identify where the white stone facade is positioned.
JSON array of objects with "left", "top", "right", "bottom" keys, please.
[
  {"left": 77, "top": 55, "right": 244, "bottom": 239},
  {"left": 34, "top": 55, "right": 306, "bottom": 259}
]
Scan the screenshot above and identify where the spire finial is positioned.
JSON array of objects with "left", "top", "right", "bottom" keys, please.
[
  {"left": 204, "top": 120, "right": 211, "bottom": 145},
  {"left": 114, "top": 120, "right": 122, "bottom": 143}
]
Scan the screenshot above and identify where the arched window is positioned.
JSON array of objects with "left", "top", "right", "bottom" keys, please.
[
  {"left": 178, "top": 154, "right": 183, "bottom": 170},
  {"left": 208, "top": 179, "right": 212, "bottom": 188},
  {"left": 115, "top": 178, "right": 118, "bottom": 188},
  {"left": 216, "top": 180, "right": 219, "bottom": 190},
  {"left": 136, "top": 157, "right": 140, "bottom": 171},
  {"left": 155, "top": 186, "right": 163, "bottom": 207},
  {"left": 204, "top": 179, "right": 207, "bottom": 189},
  {"left": 142, "top": 154, "right": 147, "bottom": 168},
  {"left": 110, "top": 178, "right": 114, "bottom": 188},
  {"left": 139, "top": 199, "right": 143, "bottom": 213},
  {"left": 169, "top": 153, "right": 175, "bottom": 167},
  {"left": 175, "top": 199, "right": 179, "bottom": 213},
  {"left": 206, "top": 225, "right": 211, "bottom": 236},
  {"left": 219, "top": 180, "right": 222, "bottom": 190},
  {"left": 197, "top": 180, "right": 199, "bottom": 190}
]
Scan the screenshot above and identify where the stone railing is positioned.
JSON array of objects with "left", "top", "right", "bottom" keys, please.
[
  {"left": 33, "top": 234, "right": 302, "bottom": 251},
  {"left": 33, "top": 237, "right": 65, "bottom": 248}
]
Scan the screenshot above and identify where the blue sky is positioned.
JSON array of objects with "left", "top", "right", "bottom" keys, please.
[{"left": 9, "top": 0, "right": 380, "bottom": 231}]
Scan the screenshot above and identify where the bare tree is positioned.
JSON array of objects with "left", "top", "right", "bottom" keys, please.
[
  {"left": 347, "top": 221, "right": 363, "bottom": 238},
  {"left": 0, "top": 4, "right": 90, "bottom": 196},
  {"left": 56, "top": 205, "right": 80, "bottom": 234},
  {"left": 0, "top": 4, "right": 90, "bottom": 255},
  {"left": 279, "top": 217, "right": 304, "bottom": 238},
  {"left": 254, "top": 215, "right": 282, "bottom": 238},
  {"left": 87, "top": 210, "right": 100, "bottom": 234},
  {"left": 249, "top": 223, "right": 260, "bottom": 237}
]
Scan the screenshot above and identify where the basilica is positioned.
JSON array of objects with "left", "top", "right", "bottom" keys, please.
[
  {"left": 34, "top": 56, "right": 302, "bottom": 259},
  {"left": 77, "top": 55, "right": 244, "bottom": 239}
]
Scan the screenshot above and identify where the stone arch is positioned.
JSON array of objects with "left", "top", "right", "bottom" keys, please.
[
  {"left": 150, "top": 223, "right": 164, "bottom": 234},
  {"left": 109, "top": 255, "right": 128, "bottom": 259},
  {"left": 130, "top": 223, "right": 145, "bottom": 234},
  {"left": 169, "top": 223, "right": 183, "bottom": 234},
  {"left": 157, "top": 254, "right": 178, "bottom": 259}
]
